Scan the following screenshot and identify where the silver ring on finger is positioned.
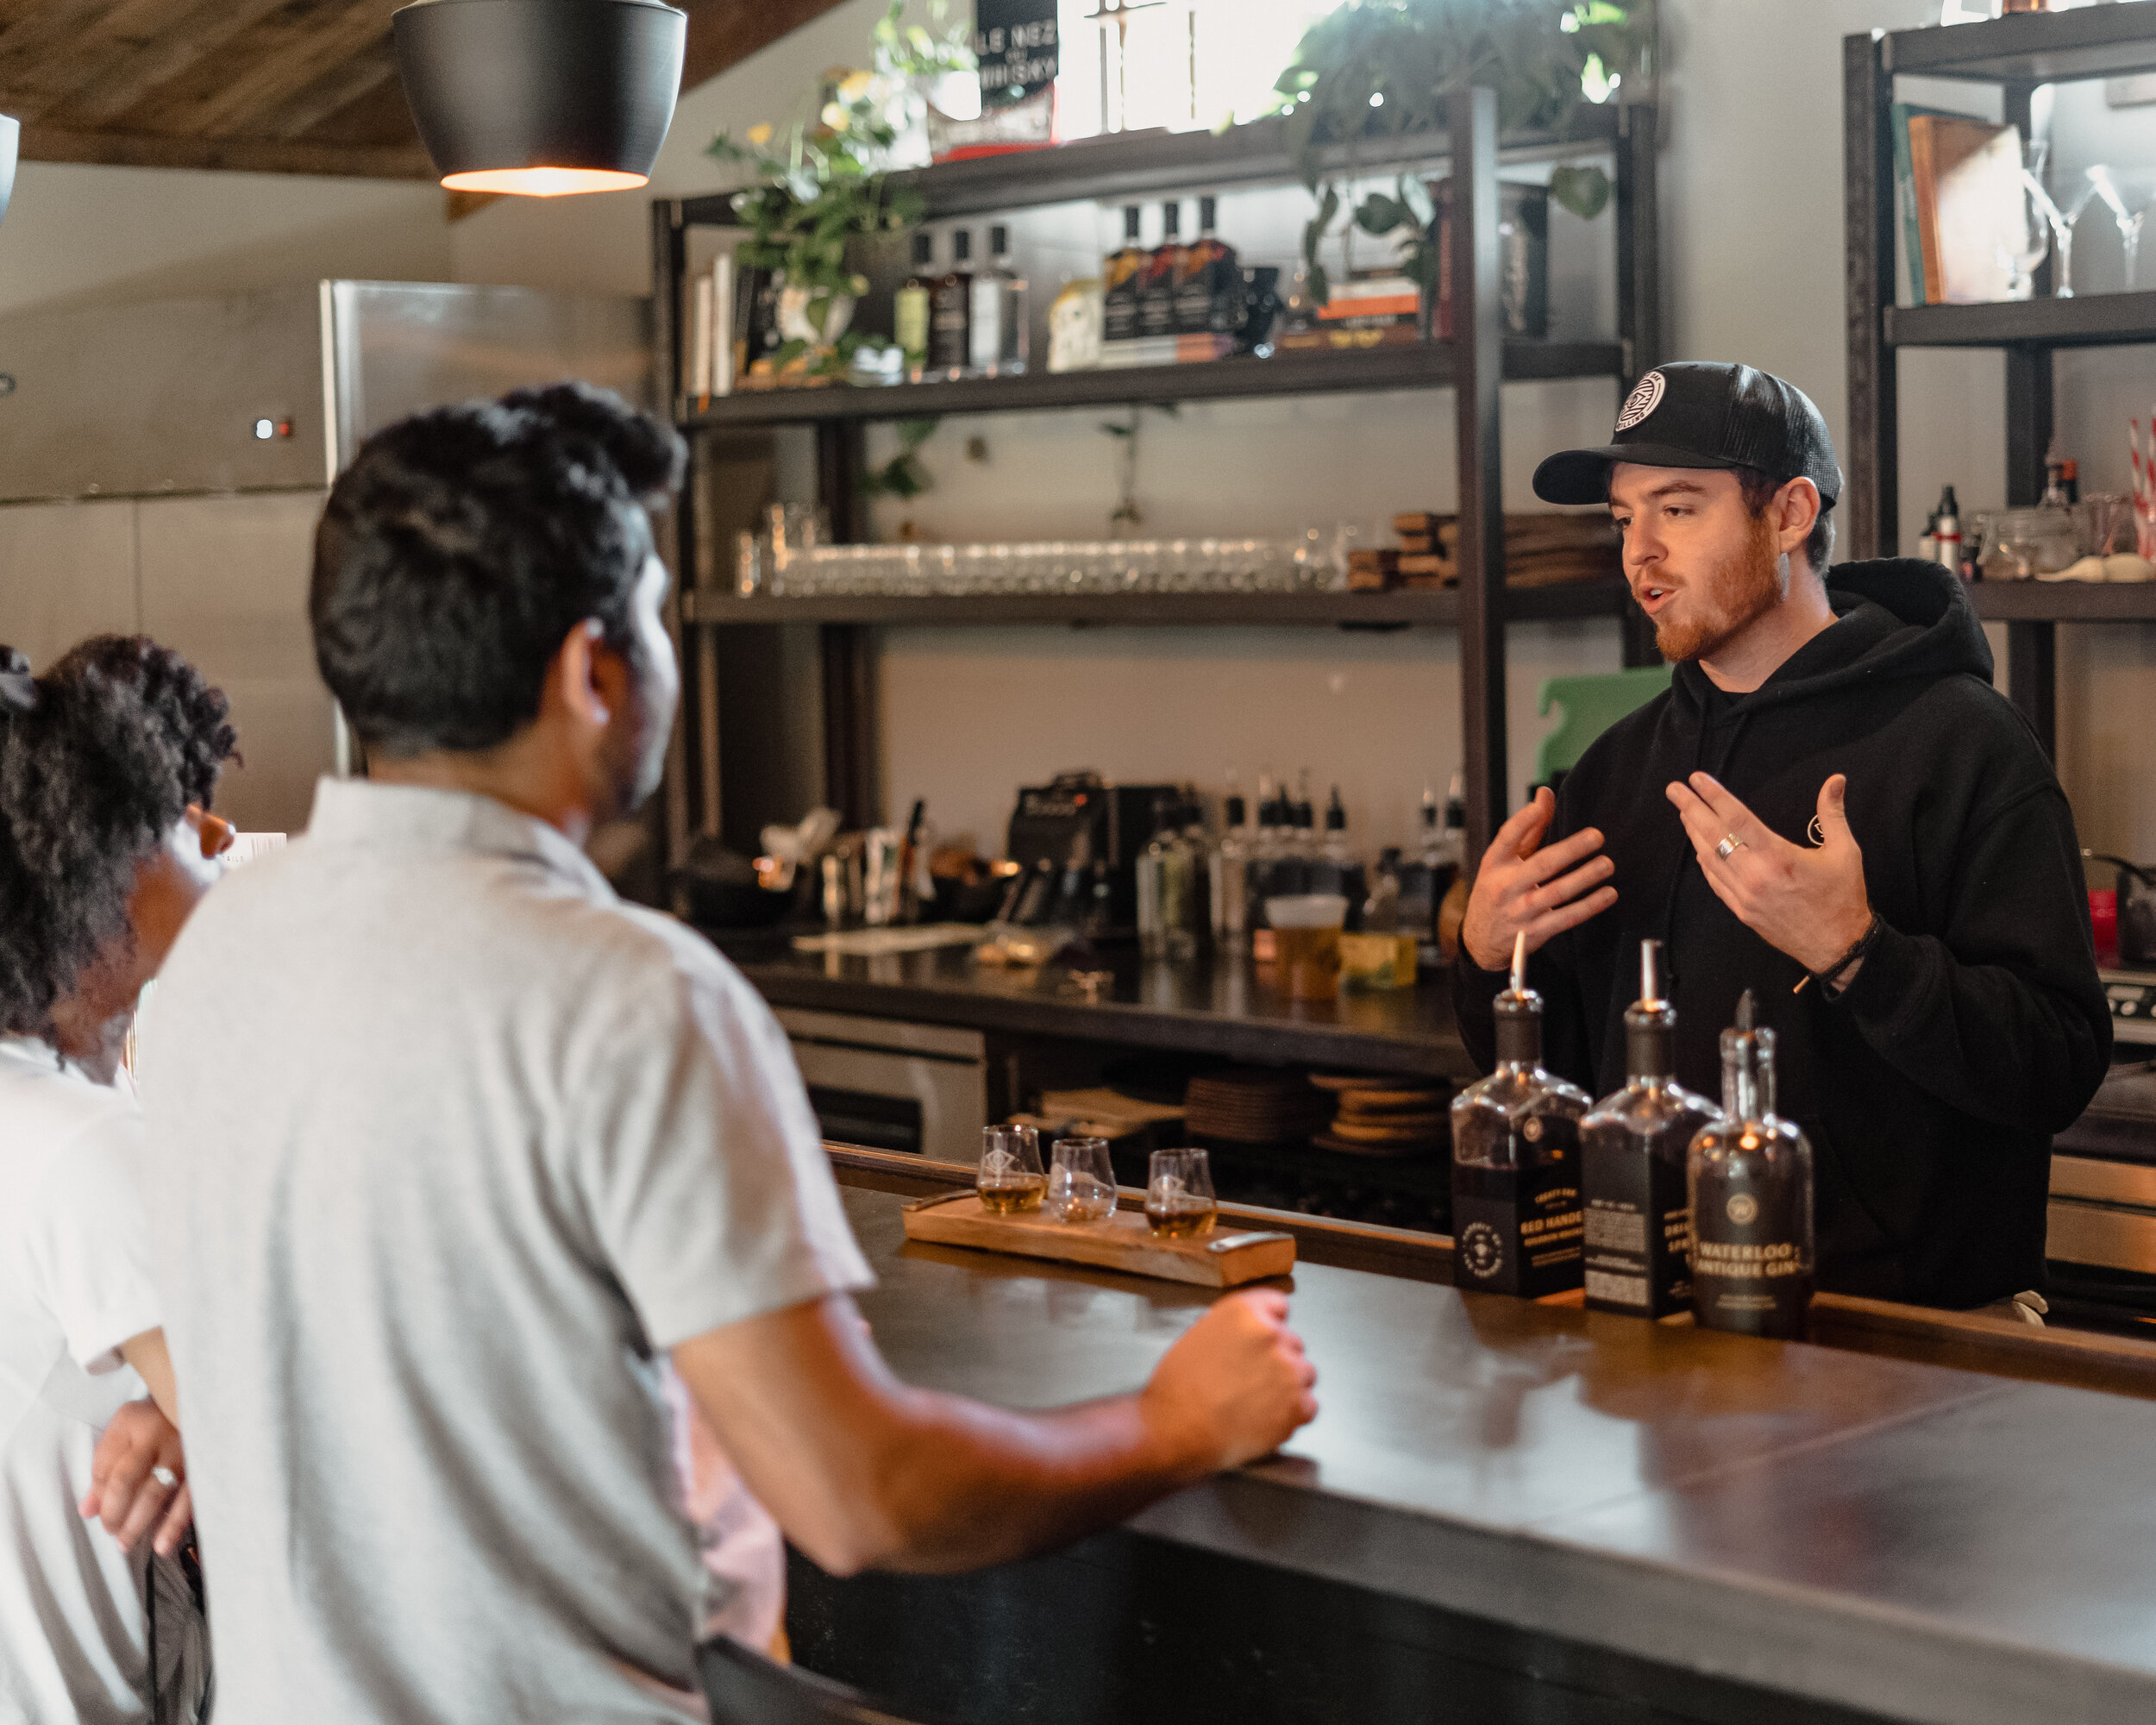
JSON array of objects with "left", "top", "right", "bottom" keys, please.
[
  {"left": 150, "top": 1466, "right": 177, "bottom": 1489},
  {"left": 1714, "top": 832, "right": 1747, "bottom": 860}
]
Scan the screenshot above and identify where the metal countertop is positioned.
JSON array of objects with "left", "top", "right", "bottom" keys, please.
[
  {"left": 839, "top": 1184, "right": 2156, "bottom": 1725},
  {"left": 715, "top": 934, "right": 1476, "bottom": 1081}
]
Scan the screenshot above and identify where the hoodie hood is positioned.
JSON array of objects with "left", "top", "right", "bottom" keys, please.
[{"left": 1670, "top": 556, "right": 1992, "bottom": 720}]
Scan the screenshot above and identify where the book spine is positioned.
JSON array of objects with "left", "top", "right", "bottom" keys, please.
[{"left": 1890, "top": 104, "right": 1927, "bottom": 306}]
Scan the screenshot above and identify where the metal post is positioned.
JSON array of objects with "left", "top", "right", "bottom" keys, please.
[
  {"left": 1843, "top": 31, "right": 1898, "bottom": 560},
  {"left": 1453, "top": 85, "right": 1505, "bottom": 864}
]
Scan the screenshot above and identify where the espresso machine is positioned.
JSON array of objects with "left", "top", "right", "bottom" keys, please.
[{"left": 997, "top": 770, "right": 1175, "bottom": 939}]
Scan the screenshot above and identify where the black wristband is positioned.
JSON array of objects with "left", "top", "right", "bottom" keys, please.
[{"left": 1810, "top": 913, "right": 1883, "bottom": 996}]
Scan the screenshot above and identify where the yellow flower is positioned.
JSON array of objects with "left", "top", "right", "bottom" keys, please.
[
  {"left": 837, "top": 69, "right": 876, "bottom": 103},
  {"left": 820, "top": 102, "right": 848, "bottom": 131},
  {"left": 746, "top": 122, "right": 774, "bottom": 147}
]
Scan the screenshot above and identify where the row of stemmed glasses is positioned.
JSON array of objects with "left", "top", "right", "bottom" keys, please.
[
  {"left": 2005, "top": 142, "right": 2156, "bottom": 298},
  {"left": 750, "top": 534, "right": 1356, "bottom": 598}
]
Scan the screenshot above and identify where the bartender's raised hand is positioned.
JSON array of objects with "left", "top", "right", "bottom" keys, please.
[
  {"left": 1142, "top": 1289, "right": 1318, "bottom": 1469},
  {"left": 1461, "top": 787, "right": 1618, "bottom": 970},
  {"left": 1666, "top": 772, "right": 1871, "bottom": 975}
]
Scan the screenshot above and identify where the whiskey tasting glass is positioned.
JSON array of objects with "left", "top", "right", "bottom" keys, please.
[
  {"left": 1047, "top": 1136, "right": 1118, "bottom": 1223},
  {"left": 1145, "top": 1147, "right": 1217, "bottom": 1238},
  {"left": 977, "top": 1124, "right": 1046, "bottom": 1214}
]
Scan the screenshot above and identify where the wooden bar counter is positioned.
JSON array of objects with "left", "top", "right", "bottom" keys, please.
[{"left": 793, "top": 1169, "right": 2156, "bottom": 1725}]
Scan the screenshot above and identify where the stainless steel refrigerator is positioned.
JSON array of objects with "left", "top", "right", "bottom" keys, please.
[{"left": 0, "top": 280, "right": 651, "bottom": 833}]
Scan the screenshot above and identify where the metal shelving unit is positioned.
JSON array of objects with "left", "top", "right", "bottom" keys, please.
[
  {"left": 1846, "top": 6, "right": 2156, "bottom": 758},
  {"left": 655, "top": 97, "right": 1662, "bottom": 868}
]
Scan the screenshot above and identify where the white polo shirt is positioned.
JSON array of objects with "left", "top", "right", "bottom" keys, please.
[
  {"left": 139, "top": 781, "right": 873, "bottom": 1725},
  {"left": 0, "top": 1037, "right": 161, "bottom": 1724}
]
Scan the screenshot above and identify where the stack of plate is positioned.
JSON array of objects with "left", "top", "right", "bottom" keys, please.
[
  {"left": 1182, "top": 1068, "right": 1332, "bottom": 1145},
  {"left": 1308, "top": 1073, "right": 1452, "bottom": 1158}
]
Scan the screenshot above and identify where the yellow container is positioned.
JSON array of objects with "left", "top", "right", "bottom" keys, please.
[{"left": 1338, "top": 932, "right": 1418, "bottom": 990}]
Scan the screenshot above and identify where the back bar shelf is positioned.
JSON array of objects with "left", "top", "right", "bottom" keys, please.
[
  {"left": 655, "top": 95, "right": 1662, "bottom": 882},
  {"left": 1846, "top": 9, "right": 2156, "bottom": 759}
]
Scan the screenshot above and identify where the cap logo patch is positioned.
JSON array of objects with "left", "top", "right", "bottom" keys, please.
[{"left": 1615, "top": 370, "right": 1665, "bottom": 435}]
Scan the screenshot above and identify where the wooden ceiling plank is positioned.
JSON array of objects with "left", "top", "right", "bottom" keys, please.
[
  {"left": 0, "top": 0, "right": 144, "bottom": 113},
  {"left": 257, "top": 46, "right": 399, "bottom": 141},
  {"left": 47, "top": 0, "right": 309, "bottom": 130},
  {"left": 19, "top": 122, "right": 431, "bottom": 177},
  {"left": 187, "top": 3, "right": 399, "bottom": 139},
  {"left": 676, "top": 0, "right": 856, "bottom": 96}
]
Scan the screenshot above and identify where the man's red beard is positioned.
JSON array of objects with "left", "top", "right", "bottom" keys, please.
[{"left": 1651, "top": 511, "right": 1785, "bottom": 663}]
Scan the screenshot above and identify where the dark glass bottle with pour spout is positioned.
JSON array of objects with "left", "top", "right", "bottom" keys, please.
[
  {"left": 1580, "top": 941, "right": 1722, "bottom": 1317},
  {"left": 1687, "top": 990, "right": 1816, "bottom": 1339},
  {"left": 1450, "top": 934, "right": 1589, "bottom": 1296}
]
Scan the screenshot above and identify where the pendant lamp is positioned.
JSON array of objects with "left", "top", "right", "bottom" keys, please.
[
  {"left": 0, "top": 116, "right": 18, "bottom": 228},
  {"left": 392, "top": 0, "right": 686, "bottom": 197}
]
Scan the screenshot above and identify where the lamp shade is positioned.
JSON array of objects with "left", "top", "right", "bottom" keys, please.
[
  {"left": 0, "top": 116, "right": 18, "bottom": 229},
  {"left": 391, "top": 0, "right": 686, "bottom": 197}
]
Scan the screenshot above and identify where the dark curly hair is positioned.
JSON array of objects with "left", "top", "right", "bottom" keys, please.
[
  {"left": 310, "top": 380, "right": 686, "bottom": 758},
  {"left": 0, "top": 636, "right": 238, "bottom": 1038}
]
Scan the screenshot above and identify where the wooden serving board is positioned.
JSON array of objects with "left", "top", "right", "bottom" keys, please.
[{"left": 902, "top": 1191, "right": 1295, "bottom": 1288}]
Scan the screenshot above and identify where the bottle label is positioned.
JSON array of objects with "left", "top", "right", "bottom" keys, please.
[
  {"left": 1691, "top": 1176, "right": 1812, "bottom": 1339},
  {"left": 894, "top": 287, "right": 929, "bottom": 359},
  {"left": 1451, "top": 1132, "right": 1583, "bottom": 1298},
  {"left": 1582, "top": 1134, "right": 1691, "bottom": 1316},
  {"left": 1104, "top": 278, "right": 1140, "bottom": 343}
]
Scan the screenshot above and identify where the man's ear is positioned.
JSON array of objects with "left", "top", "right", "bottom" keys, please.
[
  {"left": 1776, "top": 478, "right": 1821, "bottom": 558},
  {"left": 552, "top": 618, "right": 611, "bottom": 729}
]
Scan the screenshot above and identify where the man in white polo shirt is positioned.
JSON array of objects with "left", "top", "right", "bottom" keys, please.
[{"left": 139, "top": 383, "right": 1317, "bottom": 1724}]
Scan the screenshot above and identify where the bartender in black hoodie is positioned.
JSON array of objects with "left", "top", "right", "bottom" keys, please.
[{"left": 1455, "top": 361, "right": 2110, "bottom": 1310}]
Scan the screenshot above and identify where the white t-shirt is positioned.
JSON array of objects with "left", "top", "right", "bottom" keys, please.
[
  {"left": 139, "top": 781, "right": 873, "bottom": 1725},
  {"left": 0, "top": 1036, "right": 163, "bottom": 1725}
]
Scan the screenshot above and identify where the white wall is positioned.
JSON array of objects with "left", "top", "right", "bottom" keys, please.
[{"left": 0, "top": 162, "right": 449, "bottom": 317}]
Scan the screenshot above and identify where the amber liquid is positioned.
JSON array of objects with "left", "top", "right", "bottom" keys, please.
[
  {"left": 1145, "top": 1201, "right": 1217, "bottom": 1238},
  {"left": 1272, "top": 924, "right": 1341, "bottom": 999},
  {"left": 979, "top": 1177, "right": 1046, "bottom": 1214}
]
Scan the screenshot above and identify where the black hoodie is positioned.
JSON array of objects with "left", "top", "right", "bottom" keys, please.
[{"left": 1454, "top": 559, "right": 2111, "bottom": 1309}]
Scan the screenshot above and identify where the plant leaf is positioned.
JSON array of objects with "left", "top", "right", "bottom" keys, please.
[{"left": 1549, "top": 163, "right": 1612, "bottom": 220}]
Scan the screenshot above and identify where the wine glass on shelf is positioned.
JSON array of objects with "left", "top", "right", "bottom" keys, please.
[
  {"left": 2087, "top": 165, "right": 2153, "bottom": 292},
  {"left": 1996, "top": 185, "right": 2049, "bottom": 303},
  {"left": 2022, "top": 167, "right": 2101, "bottom": 298}
]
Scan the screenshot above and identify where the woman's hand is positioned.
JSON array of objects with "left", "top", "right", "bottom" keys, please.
[{"left": 82, "top": 1399, "right": 192, "bottom": 1558}]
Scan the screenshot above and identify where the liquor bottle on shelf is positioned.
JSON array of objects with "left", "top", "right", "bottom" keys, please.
[
  {"left": 1103, "top": 205, "right": 1146, "bottom": 345},
  {"left": 1313, "top": 786, "right": 1367, "bottom": 925},
  {"left": 1138, "top": 200, "right": 1184, "bottom": 341},
  {"left": 931, "top": 229, "right": 975, "bottom": 380},
  {"left": 1363, "top": 847, "right": 1403, "bottom": 933},
  {"left": 1930, "top": 486, "right": 1960, "bottom": 573},
  {"left": 1136, "top": 794, "right": 1200, "bottom": 963},
  {"left": 895, "top": 230, "right": 934, "bottom": 382},
  {"left": 1450, "top": 933, "right": 1589, "bottom": 1297},
  {"left": 970, "top": 223, "right": 1030, "bottom": 377},
  {"left": 1180, "top": 788, "right": 1213, "bottom": 949},
  {"left": 1174, "top": 193, "right": 1241, "bottom": 336},
  {"left": 1688, "top": 990, "right": 1816, "bottom": 1339},
  {"left": 1580, "top": 941, "right": 1723, "bottom": 1318},
  {"left": 1210, "top": 772, "right": 1253, "bottom": 945}
]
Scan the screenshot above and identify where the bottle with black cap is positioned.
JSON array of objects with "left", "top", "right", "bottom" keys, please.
[
  {"left": 1450, "top": 933, "right": 1589, "bottom": 1297},
  {"left": 1687, "top": 989, "right": 1816, "bottom": 1339},
  {"left": 895, "top": 230, "right": 935, "bottom": 381},
  {"left": 1580, "top": 941, "right": 1722, "bottom": 1318},
  {"left": 1103, "top": 204, "right": 1146, "bottom": 344},
  {"left": 1138, "top": 200, "right": 1184, "bottom": 340},
  {"left": 1313, "top": 785, "right": 1366, "bottom": 920},
  {"left": 1210, "top": 770, "right": 1252, "bottom": 945},
  {"left": 930, "top": 229, "right": 974, "bottom": 379}
]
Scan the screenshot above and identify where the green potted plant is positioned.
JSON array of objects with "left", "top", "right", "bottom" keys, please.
[
  {"left": 1271, "top": 0, "right": 1655, "bottom": 305},
  {"left": 707, "top": 2, "right": 971, "bottom": 379}
]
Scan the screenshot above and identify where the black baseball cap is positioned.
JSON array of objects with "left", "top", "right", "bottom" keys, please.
[{"left": 1532, "top": 361, "right": 1843, "bottom": 509}]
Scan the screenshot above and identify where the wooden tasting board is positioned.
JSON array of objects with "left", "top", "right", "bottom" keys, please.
[{"left": 902, "top": 1190, "right": 1296, "bottom": 1288}]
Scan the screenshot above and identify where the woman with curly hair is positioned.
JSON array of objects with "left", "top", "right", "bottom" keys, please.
[{"left": 0, "top": 634, "right": 236, "bottom": 1722}]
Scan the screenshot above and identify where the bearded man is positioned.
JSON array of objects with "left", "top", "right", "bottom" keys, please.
[{"left": 1454, "top": 361, "right": 2110, "bottom": 1310}]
